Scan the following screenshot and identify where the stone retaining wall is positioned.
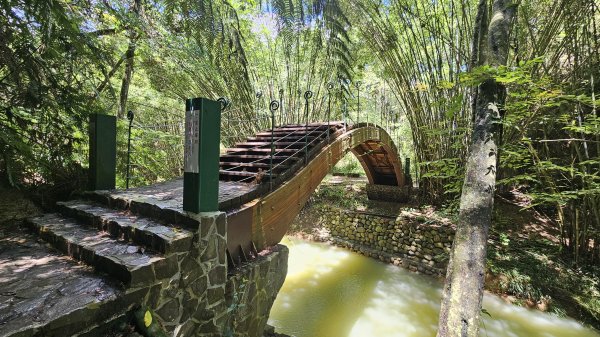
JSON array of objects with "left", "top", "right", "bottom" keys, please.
[
  {"left": 225, "top": 245, "right": 288, "bottom": 337},
  {"left": 146, "top": 213, "right": 287, "bottom": 337},
  {"left": 322, "top": 209, "right": 455, "bottom": 276},
  {"left": 138, "top": 212, "right": 229, "bottom": 337},
  {"left": 365, "top": 184, "right": 411, "bottom": 203},
  {"left": 72, "top": 212, "right": 287, "bottom": 337}
]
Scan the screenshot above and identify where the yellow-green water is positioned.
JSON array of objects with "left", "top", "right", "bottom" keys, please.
[{"left": 268, "top": 237, "right": 600, "bottom": 337}]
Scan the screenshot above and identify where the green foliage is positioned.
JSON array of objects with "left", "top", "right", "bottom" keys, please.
[
  {"left": 0, "top": 0, "right": 598, "bottom": 274},
  {"left": 443, "top": 28, "right": 600, "bottom": 264},
  {"left": 490, "top": 58, "right": 600, "bottom": 263},
  {"left": 116, "top": 121, "right": 185, "bottom": 188},
  {"left": 499, "top": 269, "right": 543, "bottom": 301},
  {"left": 487, "top": 210, "right": 600, "bottom": 328},
  {"left": 331, "top": 153, "right": 363, "bottom": 176},
  {"left": 352, "top": 0, "right": 475, "bottom": 200},
  {"left": 311, "top": 181, "right": 367, "bottom": 210},
  {"left": 420, "top": 157, "right": 463, "bottom": 199},
  {"left": 0, "top": 0, "right": 115, "bottom": 189},
  {"left": 499, "top": 233, "right": 510, "bottom": 247},
  {"left": 480, "top": 308, "right": 492, "bottom": 318}
]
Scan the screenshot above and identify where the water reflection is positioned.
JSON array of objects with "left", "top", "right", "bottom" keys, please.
[{"left": 269, "top": 237, "right": 600, "bottom": 337}]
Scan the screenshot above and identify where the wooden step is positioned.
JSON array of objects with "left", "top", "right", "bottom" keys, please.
[
  {"left": 268, "top": 127, "right": 327, "bottom": 133},
  {"left": 226, "top": 148, "right": 300, "bottom": 154},
  {"left": 219, "top": 154, "right": 290, "bottom": 161},
  {"left": 244, "top": 135, "right": 324, "bottom": 142},
  {"left": 274, "top": 123, "right": 341, "bottom": 130},
  {"left": 220, "top": 162, "right": 290, "bottom": 170},
  {"left": 219, "top": 170, "right": 279, "bottom": 183},
  {"left": 234, "top": 141, "right": 308, "bottom": 147},
  {"left": 219, "top": 170, "right": 278, "bottom": 178},
  {"left": 255, "top": 129, "right": 330, "bottom": 137}
]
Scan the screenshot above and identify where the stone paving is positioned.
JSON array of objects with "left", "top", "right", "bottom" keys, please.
[
  {"left": 0, "top": 223, "right": 123, "bottom": 337},
  {"left": 0, "top": 177, "right": 231, "bottom": 337},
  {"left": 26, "top": 213, "right": 169, "bottom": 287},
  {"left": 88, "top": 178, "right": 258, "bottom": 215},
  {"left": 0, "top": 176, "right": 291, "bottom": 337}
]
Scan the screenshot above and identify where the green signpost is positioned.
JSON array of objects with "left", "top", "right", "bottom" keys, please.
[
  {"left": 183, "top": 97, "right": 221, "bottom": 213},
  {"left": 89, "top": 114, "right": 116, "bottom": 190}
]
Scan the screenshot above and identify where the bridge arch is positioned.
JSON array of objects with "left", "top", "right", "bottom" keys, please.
[
  {"left": 349, "top": 123, "right": 405, "bottom": 187},
  {"left": 227, "top": 123, "right": 406, "bottom": 259}
]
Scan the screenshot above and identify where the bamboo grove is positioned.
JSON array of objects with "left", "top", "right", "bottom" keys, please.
[{"left": 0, "top": 0, "right": 598, "bottom": 263}]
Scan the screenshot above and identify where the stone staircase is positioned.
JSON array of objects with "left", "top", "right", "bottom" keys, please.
[
  {"left": 1, "top": 192, "right": 207, "bottom": 337},
  {"left": 26, "top": 199, "right": 194, "bottom": 288}
]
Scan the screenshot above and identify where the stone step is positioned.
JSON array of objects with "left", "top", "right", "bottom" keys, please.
[
  {"left": 56, "top": 200, "right": 193, "bottom": 255},
  {"left": 0, "top": 225, "right": 145, "bottom": 337},
  {"left": 25, "top": 214, "right": 176, "bottom": 287}
]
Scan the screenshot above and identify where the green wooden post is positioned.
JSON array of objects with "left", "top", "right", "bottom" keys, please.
[
  {"left": 89, "top": 114, "right": 116, "bottom": 190},
  {"left": 183, "top": 97, "right": 221, "bottom": 213}
]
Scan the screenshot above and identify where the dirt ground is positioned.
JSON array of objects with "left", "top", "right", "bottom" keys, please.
[{"left": 0, "top": 185, "right": 43, "bottom": 226}]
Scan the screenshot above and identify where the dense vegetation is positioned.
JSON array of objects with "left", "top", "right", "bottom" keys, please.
[{"left": 0, "top": 0, "right": 598, "bottom": 329}]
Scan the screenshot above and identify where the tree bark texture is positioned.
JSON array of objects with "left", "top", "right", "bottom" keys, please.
[
  {"left": 118, "top": 0, "right": 142, "bottom": 119},
  {"left": 436, "top": 1, "right": 516, "bottom": 337}
]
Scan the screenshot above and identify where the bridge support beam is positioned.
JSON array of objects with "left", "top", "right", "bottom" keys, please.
[
  {"left": 365, "top": 183, "right": 410, "bottom": 203},
  {"left": 183, "top": 97, "right": 221, "bottom": 213}
]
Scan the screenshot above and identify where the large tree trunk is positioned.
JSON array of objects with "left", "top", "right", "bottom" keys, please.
[
  {"left": 436, "top": 1, "right": 516, "bottom": 336},
  {"left": 118, "top": 0, "right": 142, "bottom": 119}
]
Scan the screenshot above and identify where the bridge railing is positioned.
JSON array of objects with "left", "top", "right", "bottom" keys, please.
[
  {"left": 110, "top": 82, "right": 410, "bottom": 191},
  {"left": 219, "top": 126, "right": 332, "bottom": 186},
  {"left": 224, "top": 87, "right": 375, "bottom": 184}
]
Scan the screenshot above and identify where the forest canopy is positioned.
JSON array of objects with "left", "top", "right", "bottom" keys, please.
[{"left": 0, "top": 0, "right": 598, "bottom": 265}]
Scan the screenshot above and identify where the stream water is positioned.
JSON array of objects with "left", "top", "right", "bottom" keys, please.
[{"left": 268, "top": 237, "right": 600, "bottom": 337}]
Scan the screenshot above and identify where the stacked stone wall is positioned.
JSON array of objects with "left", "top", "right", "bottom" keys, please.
[
  {"left": 322, "top": 209, "right": 455, "bottom": 276},
  {"left": 75, "top": 213, "right": 287, "bottom": 337},
  {"left": 224, "top": 245, "right": 288, "bottom": 337},
  {"left": 138, "top": 212, "right": 229, "bottom": 337},
  {"left": 29, "top": 212, "right": 230, "bottom": 337},
  {"left": 142, "top": 213, "right": 287, "bottom": 337}
]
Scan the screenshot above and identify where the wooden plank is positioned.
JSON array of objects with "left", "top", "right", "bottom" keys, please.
[
  {"left": 234, "top": 141, "right": 309, "bottom": 147},
  {"left": 245, "top": 135, "right": 324, "bottom": 141},
  {"left": 220, "top": 154, "right": 287, "bottom": 161},
  {"left": 219, "top": 170, "right": 274, "bottom": 177},
  {"left": 226, "top": 148, "right": 299, "bottom": 153},
  {"left": 275, "top": 122, "right": 342, "bottom": 128},
  {"left": 255, "top": 129, "right": 331, "bottom": 136},
  {"left": 220, "top": 162, "right": 290, "bottom": 169}
]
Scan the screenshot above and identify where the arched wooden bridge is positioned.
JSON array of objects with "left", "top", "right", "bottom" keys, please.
[{"left": 221, "top": 122, "right": 407, "bottom": 263}]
